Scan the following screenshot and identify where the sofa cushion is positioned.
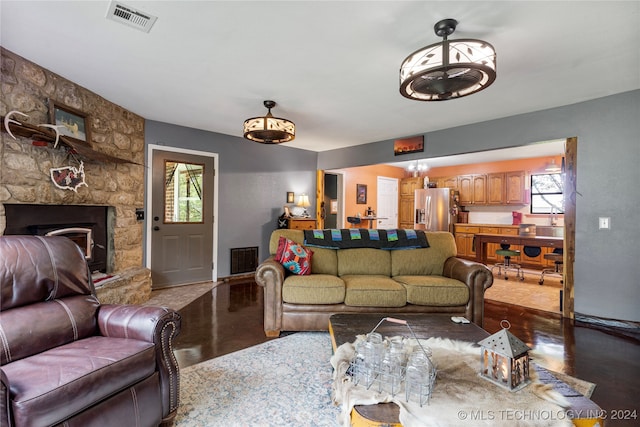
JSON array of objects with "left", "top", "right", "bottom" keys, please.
[
  {"left": 391, "top": 231, "right": 457, "bottom": 276},
  {"left": 338, "top": 249, "right": 391, "bottom": 277},
  {"left": 342, "top": 275, "right": 406, "bottom": 307},
  {"left": 394, "top": 275, "right": 469, "bottom": 306},
  {"left": 282, "top": 275, "right": 345, "bottom": 304},
  {"left": 275, "top": 237, "right": 313, "bottom": 275},
  {"left": 309, "top": 247, "right": 338, "bottom": 275},
  {"left": 3, "top": 336, "right": 156, "bottom": 427}
]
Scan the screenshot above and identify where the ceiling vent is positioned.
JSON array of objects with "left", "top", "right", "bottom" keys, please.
[{"left": 106, "top": 1, "right": 157, "bottom": 33}]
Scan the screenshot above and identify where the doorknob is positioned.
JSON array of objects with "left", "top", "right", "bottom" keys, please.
[{"left": 153, "top": 226, "right": 160, "bottom": 231}]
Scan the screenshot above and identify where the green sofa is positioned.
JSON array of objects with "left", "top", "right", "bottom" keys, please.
[{"left": 255, "top": 229, "right": 493, "bottom": 337}]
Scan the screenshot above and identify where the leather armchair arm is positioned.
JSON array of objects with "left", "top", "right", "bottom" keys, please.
[
  {"left": 255, "top": 257, "right": 285, "bottom": 337},
  {"left": 442, "top": 257, "right": 493, "bottom": 326},
  {"left": 1, "top": 369, "right": 11, "bottom": 427},
  {"left": 97, "top": 305, "right": 181, "bottom": 422}
]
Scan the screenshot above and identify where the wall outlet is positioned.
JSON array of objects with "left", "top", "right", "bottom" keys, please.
[{"left": 598, "top": 217, "right": 610, "bottom": 229}]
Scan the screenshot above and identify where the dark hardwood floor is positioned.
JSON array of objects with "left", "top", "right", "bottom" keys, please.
[{"left": 174, "top": 279, "right": 640, "bottom": 426}]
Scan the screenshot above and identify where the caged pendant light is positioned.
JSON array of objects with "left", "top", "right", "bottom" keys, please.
[
  {"left": 243, "top": 100, "right": 295, "bottom": 144},
  {"left": 400, "top": 19, "right": 496, "bottom": 101}
]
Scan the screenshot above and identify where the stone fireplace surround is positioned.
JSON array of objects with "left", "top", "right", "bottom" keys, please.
[{"left": 0, "top": 48, "right": 151, "bottom": 305}]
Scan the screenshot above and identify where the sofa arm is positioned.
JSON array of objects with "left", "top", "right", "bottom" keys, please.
[
  {"left": 97, "top": 305, "right": 181, "bottom": 423},
  {"left": 1, "top": 369, "right": 10, "bottom": 427},
  {"left": 255, "top": 257, "right": 285, "bottom": 337},
  {"left": 443, "top": 257, "right": 493, "bottom": 326}
]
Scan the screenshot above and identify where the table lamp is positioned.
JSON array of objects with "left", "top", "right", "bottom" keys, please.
[{"left": 297, "top": 194, "right": 311, "bottom": 217}]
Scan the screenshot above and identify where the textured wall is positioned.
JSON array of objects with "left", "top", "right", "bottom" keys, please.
[{"left": 0, "top": 48, "right": 149, "bottom": 297}]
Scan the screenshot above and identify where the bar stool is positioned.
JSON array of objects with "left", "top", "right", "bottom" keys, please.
[
  {"left": 347, "top": 216, "right": 362, "bottom": 228},
  {"left": 492, "top": 243, "right": 524, "bottom": 281},
  {"left": 539, "top": 249, "right": 563, "bottom": 285}
]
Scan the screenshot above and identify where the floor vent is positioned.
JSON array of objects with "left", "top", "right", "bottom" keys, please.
[
  {"left": 106, "top": 1, "right": 157, "bottom": 33},
  {"left": 230, "top": 247, "right": 259, "bottom": 275}
]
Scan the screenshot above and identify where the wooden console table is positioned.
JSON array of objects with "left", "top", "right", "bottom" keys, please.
[{"left": 475, "top": 233, "right": 563, "bottom": 265}]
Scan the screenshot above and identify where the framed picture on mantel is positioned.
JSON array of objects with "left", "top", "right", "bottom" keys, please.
[{"left": 48, "top": 99, "right": 90, "bottom": 144}]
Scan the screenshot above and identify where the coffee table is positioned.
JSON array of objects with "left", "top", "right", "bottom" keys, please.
[{"left": 328, "top": 313, "right": 602, "bottom": 427}]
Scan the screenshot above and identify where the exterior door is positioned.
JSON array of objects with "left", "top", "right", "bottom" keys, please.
[
  {"left": 150, "top": 149, "right": 215, "bottom": 288},
  {"left": 376, "top": 177, "right": 398, "bottom": 229}
]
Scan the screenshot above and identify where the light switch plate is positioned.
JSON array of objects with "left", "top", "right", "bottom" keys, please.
[{"left": 598, "top": 217, "right": 610, "bottom": 229}]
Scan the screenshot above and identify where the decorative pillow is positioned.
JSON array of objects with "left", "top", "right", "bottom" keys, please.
[{"left": 275, "top": 236, "right": 313, "bottom": 275}]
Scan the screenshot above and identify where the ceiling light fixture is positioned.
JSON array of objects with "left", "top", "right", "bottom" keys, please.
[
  {"left": 400, "top": 19, "right": 497, "bottom": 101},
  {"left": 545, "top": 159, "right": 562, "bottom": 173},
  {"left": 243, "top": 100, "right": 295, "bottom": 144}
]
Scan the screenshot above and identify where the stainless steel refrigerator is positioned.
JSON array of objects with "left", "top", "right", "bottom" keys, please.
[{"left": 414, "top": 188, "right": 459, "bottom": 232}]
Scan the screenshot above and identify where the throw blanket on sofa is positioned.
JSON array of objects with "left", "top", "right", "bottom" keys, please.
[{"left": 303, "top": 229, "right": 429, "bottom": 250}]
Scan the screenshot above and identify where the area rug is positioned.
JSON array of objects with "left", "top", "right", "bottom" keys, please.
[
  {"left": 175, "top": 332, "right": 340, "bottom": 426},
  {"left": 332, "top": 337, "right": 581, "bottom": 427},
  {"left": 176, "top": 332, "right": 594, "bottom": 427}
]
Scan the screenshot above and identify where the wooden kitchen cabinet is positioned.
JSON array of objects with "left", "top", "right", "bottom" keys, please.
[
  {"left": 399, "top": 177, "right": 422, "bottom": 229},
  {"left": 399, "top": 196, "right": 415, "bottom": 229},
  {"left": 400, "top": 177, "right": 422, "bottom": 196},
  {"left": 436, "top": 176, "right": 458, "bottom": 190},
  {"left": 458, "top": 174, "right": 486, "bottom": 205},
  {"left": 505, "top": 171, "right": 526, "bottom": 204},
  {"left": 487, "top": 171, "right": 526, "bottom": 205},
  {"left": 487, "top": 173, "right": 505, "bottom": 204},
  {"left": 435, "top": 171, "right": 524, "bottom": 206},
  {"left": 481, "top": 226, "right": 500, "bottom": 262},
  {"left": 454, "top": 225, "right": 480, "bottom": 258}
]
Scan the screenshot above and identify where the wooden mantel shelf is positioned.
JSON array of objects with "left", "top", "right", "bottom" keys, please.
[{"left": 1, "top": 115, "right": 141, "bottom": 165}]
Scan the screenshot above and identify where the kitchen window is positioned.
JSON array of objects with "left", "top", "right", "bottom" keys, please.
[{"left": 530, "top": 173, "right": 564, "bottom": 214}]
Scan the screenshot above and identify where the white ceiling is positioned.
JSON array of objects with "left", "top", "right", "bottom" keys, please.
[{"left": 1, "top": 1, "right": 639, "bottom": 157}]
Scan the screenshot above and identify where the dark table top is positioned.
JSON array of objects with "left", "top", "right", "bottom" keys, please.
[{"left": 329, "top": 313, "right": 489, "bottom": 351}]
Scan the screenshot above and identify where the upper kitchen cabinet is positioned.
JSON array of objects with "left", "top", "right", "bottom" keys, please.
[
  {"left": 488, "top": 171, "right": 526, "bottom": 205},
  {"left": 400, "top": 177, "right": 423, "bottom": 196},
  {"left": 505, "top": 171, "right": 526, "bottom": 204},
  {"left": 436, "top": 176, "right": 458, "bottom": 190},
  {"left": 488, "top": 173, "right": 505, "bottom": 204},
  {"left": 458, "top": 174, "right": 487, "bottom": 205}
]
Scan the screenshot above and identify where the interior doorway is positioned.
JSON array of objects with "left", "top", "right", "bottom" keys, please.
[
  {"left": 322, "top": 171, "right": 344, "bottom": 229},
  {"left": 376, "top": 177, "right": 398, "bottom": 229}
]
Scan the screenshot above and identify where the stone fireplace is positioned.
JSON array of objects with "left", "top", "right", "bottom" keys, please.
[{"left": 1, "top": 48, "right": 151, "bottom": 305}]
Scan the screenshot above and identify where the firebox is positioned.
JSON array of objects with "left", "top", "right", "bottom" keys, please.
[{"left": 3, "top": 204, "right": 111, "bottom": 273}]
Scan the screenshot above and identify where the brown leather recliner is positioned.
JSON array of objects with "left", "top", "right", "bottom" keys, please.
[{"left": 0, "top": 235, "right": 181, "bottom": 427}]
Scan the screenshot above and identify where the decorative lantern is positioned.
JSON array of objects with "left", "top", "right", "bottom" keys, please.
[{"left": 478, "top": 320, "right": 531, "bottom": 391}]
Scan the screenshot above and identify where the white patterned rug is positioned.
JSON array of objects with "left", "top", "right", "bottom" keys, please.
[
  {"left": 176, "top": 332, "right": 341, "bottom": 426},
  {"left": 175, "top": 332, "right": 594, "bottom": 427}
]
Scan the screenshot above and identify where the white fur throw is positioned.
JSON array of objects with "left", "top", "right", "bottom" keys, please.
[{"left": 331, "top": 337, "right": 572, "bottom": 427}]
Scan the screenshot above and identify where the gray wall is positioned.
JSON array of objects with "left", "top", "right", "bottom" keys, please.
[
  {"left": 319, "top": 90, "right": 640, "bottom": 322},
  {"left": 145, "top": 121, "right": 317, "bottom": 278}
]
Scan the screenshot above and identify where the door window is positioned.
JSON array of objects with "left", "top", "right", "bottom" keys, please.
[{"left": 164, "top": 161, "right": 204, "bottom": 223}]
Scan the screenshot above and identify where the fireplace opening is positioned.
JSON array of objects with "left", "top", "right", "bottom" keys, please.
[
  {"left": 3, "top": 204, "right": 111, "bottom": 273},
  {"left": 44, "top": 227, "right": 94, "bottom": 260}
]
